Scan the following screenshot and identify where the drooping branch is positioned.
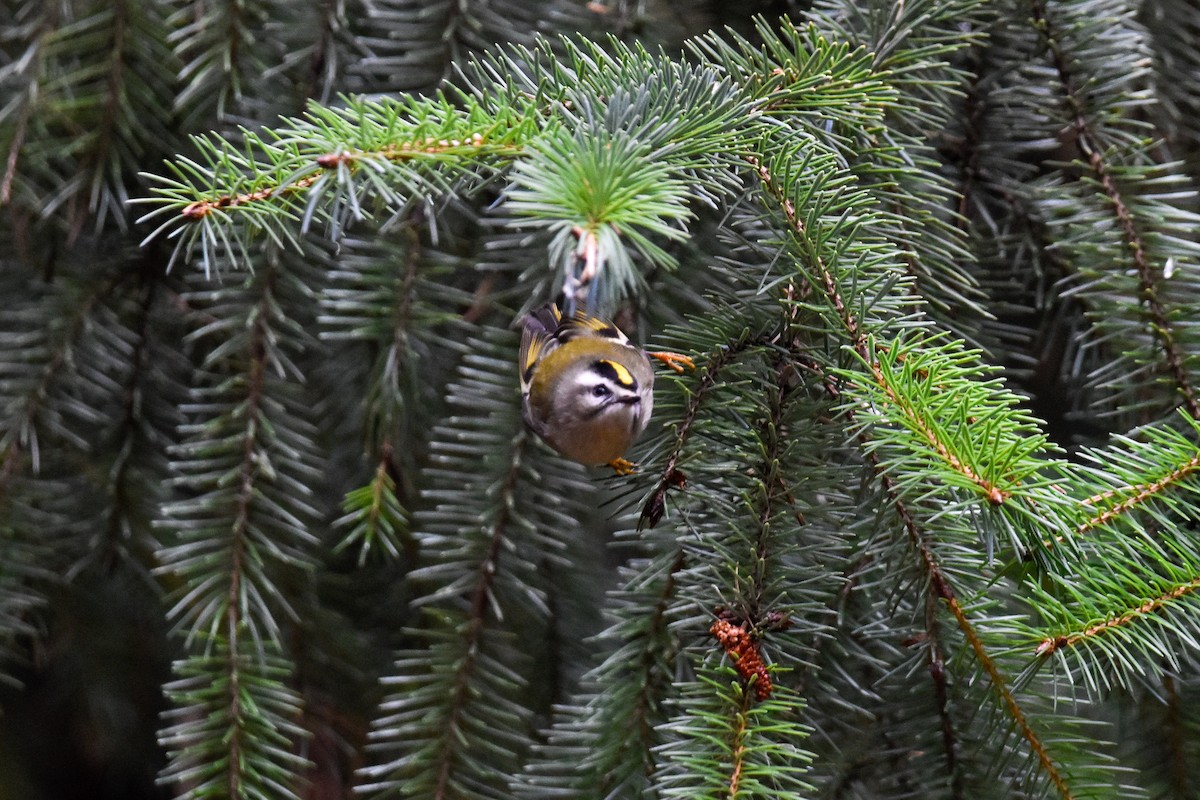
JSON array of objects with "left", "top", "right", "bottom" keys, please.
[
  {"left": 590, "top": 547, "right": 687, "bottom": 797},
  {"left": 1029, "top": 0, "right": 1200, "bottom": 419},
  {"left": 0, "top": 4, "right": 58, "bottom": 207},
  {"left": 753, "top": 157, "right": 1013, "bottom": 504},
  {"left": 0, "top": 274, "right": 123, "bottom": 497},
  {"left": 754, "top": 153, "right": 1071, "bottom": 799},
  {"left": 641, "top": 328, "right": 768, "bottom": 528},
  {"left": 221, "top": 269, "right": 275, "bottom": 799},
  {"left": 431, "top": 432, "right": 528, "bottom": 800},
  {"left": 100, "top": 271, "right": 160, "bottom": 572}
]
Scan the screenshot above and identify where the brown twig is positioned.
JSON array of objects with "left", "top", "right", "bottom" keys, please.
[
  {"left": 1036, "top": 577, "right": 1200, "bottom": 657},
  {"left": 181, "top": 133, "right": 510, "bottom": 220},
  {"left": 1077, "top": 453, "right": 1200, "bottom": 534}
]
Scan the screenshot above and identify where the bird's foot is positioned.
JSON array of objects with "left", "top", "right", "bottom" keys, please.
[
  {"left": 607, "top": 457, "right": 637, "bottom": 476},
  {"left": 648, "top": 351, "right": 695, "bottom": 374}
]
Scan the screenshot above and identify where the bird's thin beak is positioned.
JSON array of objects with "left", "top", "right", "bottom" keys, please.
[{"left": 618, "top": 395, "right": 641, "bottom": 405}]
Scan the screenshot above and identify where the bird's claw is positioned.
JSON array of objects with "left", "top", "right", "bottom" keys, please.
[
  {"left": 607, "top": 457, "right": 637, "bottom": 476},
  {"left": 649, "top": 351, "right": 695, "bottom": 374}
]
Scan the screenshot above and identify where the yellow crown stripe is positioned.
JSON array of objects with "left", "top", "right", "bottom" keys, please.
[{"left": 599, "top": 359, "right": 635, "bottom": 387}]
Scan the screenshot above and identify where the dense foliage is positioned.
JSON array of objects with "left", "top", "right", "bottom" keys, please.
[{"left": 3, "top": 1, "right": 1200, "bottom": 798}]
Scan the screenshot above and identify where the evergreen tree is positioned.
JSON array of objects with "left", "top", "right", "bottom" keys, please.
[{"left": 2, "top": 1, "right": 1200, "bottom": 799}]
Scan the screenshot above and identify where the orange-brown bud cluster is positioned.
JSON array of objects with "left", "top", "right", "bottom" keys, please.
[{"left": 709, "top": 618, "right": 773, "bottom": 701}]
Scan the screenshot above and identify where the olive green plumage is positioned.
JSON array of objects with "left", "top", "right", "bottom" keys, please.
[{"left": 519, "top": 305, "right": 655, "bottom": 467}]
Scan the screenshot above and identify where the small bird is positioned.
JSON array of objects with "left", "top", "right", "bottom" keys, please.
[{"left": 519, "top": 305, "right": 692, "bottom": 474}]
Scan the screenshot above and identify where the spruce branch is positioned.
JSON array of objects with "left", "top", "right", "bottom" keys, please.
[
  {"left": 1072, "top": 416, "right": 1200, "bottom": 536},
  {"left": 348, "top": 0, "right": 593, "bottom": 95},
  {"left": 0, "top": 271, "right": 125, "bottom": 488},
  {"left": 752, "top": 122, "right": 1120, "bottom": 797},
  {"left": 721, "top": 344, "right": 811, "bottom": 636},
  {"left": 137, "top": 94, "right": 538, "bottom": 270},
  {"left": 167, "top": 0, "right": 279, "bottom": 126},
  {"left": 139, "top": 25, "right": 902, "bottom": 281},
  {"left": 429, "top": 428, "right": 532, "bottom": 800},
  {"left": 808, "top": 0, "right": 995, "bottom": 341},
  {"left": 1020, "top": 419, "right": 1200, "bottom": 688},
  {"left": 96, "top": 276, "right": 157, "bottom": 570},
  {"left": 1026, "top": 548, "right": 1200, "bottom": 694},
  {"left": 748, "top": 145, "right": 873, "bottom": 355},
  {"left": 158, "top": 260, "right": 322, "bottom": 648},
  {"left": 869, "top": 427, "right": 1076, "bottom": 799},
  {"left": 640, "top": 324, "right": 770, "bottom": 529},
  {"left": 0, "top": 261, "right": 184, "bottom": 683},
  {"left": 831, "top": 356, "right": 1061, "bottom": 795},
  {"left": 320, "top": 223, "right": 464, "bottom": 566},
  {"left": 1142, "top": 0, "right": 1200, "bottom": 171},
  {"left": 155, "top": 252, "right": 324, "bottom": 796},
  {"left": 1036, "top": 577, "right": 1200, "bottom": 659},
  {"left": 630, "top": 302, "right": 834, "bottom": 797},
  {"left": 160, "top": 635, "right": 309, "bottom": 800},
  {"left": 851, "top": 335, "right": 1054, "bottom": 505},
  {"left": 688, "top": 19, "right": 893, "bottom": 136},
  {"left": 0, "top": 0, "right": 178, "bottom": 233},
  {"left": 88, "top": 267, "right": 185, "bottom": 577},
  {"left": 0, "top": 0, "right": 53, "bottom": 208},
  {"left": 654, "top": 669, "right": 813, "bottom": 799},
  {"left": 55, "top": 0, "right": 175, "bottom": 234},
  {"left": 513, "top": 544, "right": 688, "bottom": 800},
  {"left": 361, "top": 332, "right": 593, "bottom": 799},
  {"left": 1028, "top": 0, "right": 1200, "bottom": 420}
]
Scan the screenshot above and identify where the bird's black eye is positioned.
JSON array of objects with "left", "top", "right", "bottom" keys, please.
[{"left": 592, "top": 384, "right": 611, "bottom": 398}]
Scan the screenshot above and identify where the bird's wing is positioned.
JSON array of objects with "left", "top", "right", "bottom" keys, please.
[
  {"left": 519, "top": 304, "right": 563, "bottom": 396},
  {"left": 554, "top": 310, "right": 630, "bottom": 346}
]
